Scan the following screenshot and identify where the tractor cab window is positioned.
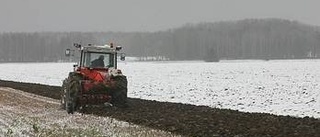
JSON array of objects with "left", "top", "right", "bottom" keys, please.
[{"left": 82, "top": 52, "right": 115, "bottom": 68}]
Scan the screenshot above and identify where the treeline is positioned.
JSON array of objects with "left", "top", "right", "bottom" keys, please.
[
  {"left": 0, "top": 18, "right": 320, "bottom": 62},
  {"left": 0, "top": 32, "right": 98, "bottom": 62},
  {"left": 124, "top": 18, "right": 320, "bottom": 61}
]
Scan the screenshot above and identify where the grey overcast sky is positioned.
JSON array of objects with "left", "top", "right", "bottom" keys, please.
[{"left": 0, "top": 0, "right": 319, "bottom": 32}]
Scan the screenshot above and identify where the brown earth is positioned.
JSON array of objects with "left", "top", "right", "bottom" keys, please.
[{"left": 0, "top": 79, "right": 319, "bottom": 137}]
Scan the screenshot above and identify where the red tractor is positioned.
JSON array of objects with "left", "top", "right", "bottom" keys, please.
[{"left": 61, "top": 43, "right": 127, "bottom": 114}]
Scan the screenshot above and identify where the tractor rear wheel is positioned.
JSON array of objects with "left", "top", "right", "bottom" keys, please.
[
  {"left": 111, "top": 76, "right": 128, "bottom": 108},
  {"left": 66, "top": 73, "right": 82, "bottom": 114}
]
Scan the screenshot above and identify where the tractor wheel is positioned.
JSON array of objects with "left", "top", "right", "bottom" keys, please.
[
  {"left": 111, "top": 76, "right": 128, "bottom": 108},
  {"left": 66, "top": 74, "right": 82, "bottom": 114}
]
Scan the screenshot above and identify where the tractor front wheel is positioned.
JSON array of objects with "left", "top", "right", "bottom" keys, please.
[
  {"left": 111, "top": 76, "right": 128, "bottom": 108},
  {"left": 64, "top": 73, "right": 82, "bottom": 114}
]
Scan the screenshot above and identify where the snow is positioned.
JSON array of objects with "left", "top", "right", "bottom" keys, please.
[
  {"left": 0, "top": 60, "right": 319, "bottom": 118},
  {"left": 0, "top": 87, "right": 179, "bottom": 137}
]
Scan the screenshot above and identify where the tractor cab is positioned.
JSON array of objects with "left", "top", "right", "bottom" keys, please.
[
  {"left": 80, "top": 44, "right": 122, "bottom": 69},
  {"left": 81, "top": 50, "right": 116, "bottom": 68},
  {"left": 66, "top": 43, "right": 125, "bottom": 69}
]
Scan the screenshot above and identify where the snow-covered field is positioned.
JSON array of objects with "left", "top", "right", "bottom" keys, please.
[
  {"left": 0, "top": 87, "right": 179, "bottom": 137},
  {"left": 0, "top": 60, "right": 319, "bottom": 118}
]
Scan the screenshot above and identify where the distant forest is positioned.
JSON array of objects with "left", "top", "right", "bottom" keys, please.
[{"left": 1, "top": 18, "right": 320, "bottom": 62}]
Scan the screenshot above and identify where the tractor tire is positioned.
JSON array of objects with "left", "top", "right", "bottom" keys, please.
[
  {"left": 65, "top": 73, "right": 82, "bottom": 114},
  {"left": 111, "top": 76, "right": 128, "bottom": 108}
]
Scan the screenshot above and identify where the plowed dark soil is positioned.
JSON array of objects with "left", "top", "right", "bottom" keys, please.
[{"left": 1, "top": 79, "right": 319, "bottom": 137}]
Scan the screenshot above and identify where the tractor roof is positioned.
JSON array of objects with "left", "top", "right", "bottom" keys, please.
[{"left": 82, "top": 44, "right": 116, "bottom": 53}]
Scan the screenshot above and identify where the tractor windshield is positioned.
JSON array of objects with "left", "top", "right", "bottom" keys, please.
[{"left": 82, "top": 52, "right": 115, "bottom": 68}]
